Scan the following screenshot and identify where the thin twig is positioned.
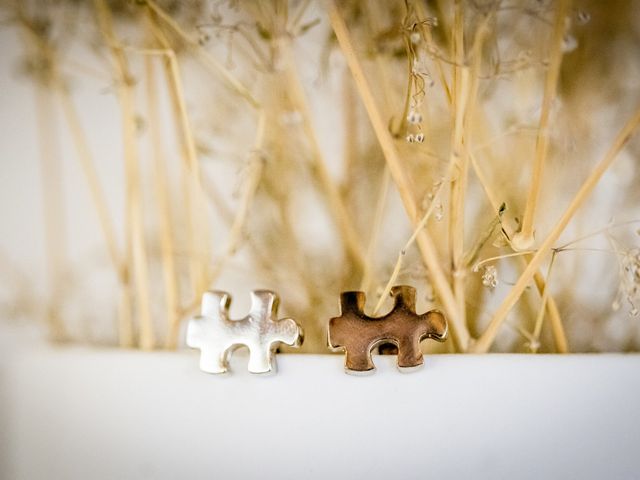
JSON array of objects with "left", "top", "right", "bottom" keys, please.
[
  {"left": 95, "top": 0, "right": 155, "bottom": 350},
  {"left": 34, "top": 81, "right": 68, "bottom": 342},
  {"left": 359, "top": 168, "right": 390, "bottom": 294},
  {"left": 57, "top": 86, "right": 123, "bottom": 275},
  {"left": 280, "top": 41, "right": 367, "bottom": 272},
  {"left": 373, "top": 166, "right": 450, "bottom": 315},
  {"left": 144, "top": 53, "right": 181, "bottom": 349},
  {"left": 531, "top": 251, "right": 558, "bottom": 350},
  {"left": 555, "top": 219, "right": 640, "bottom": 251},
  {"left": 413, "top": 1, "right": 452, "bottom": 105},
  {"left": 515, "top": 0, "right": 571, "bottom": 249},
  {"left": 208, "top": 112, "right": 267, "bottom": 285},
  {"left": 147, "top": 11, "right": 212, "bottom": 299},
  {"left": 472, "top": 250, "right": 537, "bottom": 272}
]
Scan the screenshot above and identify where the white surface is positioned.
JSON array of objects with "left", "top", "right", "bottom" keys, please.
[{"left": 1, "top": 338, "right": 639, "bottom": 480}]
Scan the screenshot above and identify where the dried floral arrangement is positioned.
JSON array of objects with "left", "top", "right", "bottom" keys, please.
[{"left": 2, "top": 0, "right": 639, "bottom": 354}]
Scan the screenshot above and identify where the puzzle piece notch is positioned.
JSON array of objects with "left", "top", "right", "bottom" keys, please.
[
  {"left": 187, "top": 290, "right": 303, "bottom": 374},
  {"left": 329, "top": 285, "right": 447, "bottom": 374}
]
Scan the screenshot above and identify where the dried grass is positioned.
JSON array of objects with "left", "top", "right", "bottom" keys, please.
[{"left": 3, "top": 0, "right": 640, "bottom": 353}]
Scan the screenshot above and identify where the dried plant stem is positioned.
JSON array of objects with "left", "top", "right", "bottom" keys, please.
[
  {"left": 290, "top": 0, "right": 312, "bottom": 32},
  {"left": 373, "top": 165, "right": 450, "bottom": 315},
  {"left": 450, "top": 0, "right": 465, "bottom": 112},
  {"left": 34, "top": 83, "right": 67, "bottom": 341},
  {"left": 413, "top": 1, "right": 451, "bottom": 105},
  {"left": 144, "top": 56, "right": 181, "bottom": 349},
  {"left": 163, "top": 54, "right": 210, "bottom": 298},
  {"left": 281, "top": 43, "right": 367, "bottom": 272},
  {"left": 339, "top": 1, "right": 399, "bottom": 237},
  {"left": 472, "top": 250, "right": 537, "bottom": 271},
  {"left": 117, "top": 288, "right": 134, "bottom": 348},
  {"left": 17, "top": 15, "right": 68, "bottom": 341},
  {"left": 57, "top": 83, "right": 138, "bottom": 348},
  {"left": 145, "top": 0, "right": 260, "bottom": 110},
  {"left": 362, "top": 1, "right": 403, "bottom": 118},
  {"left": 531, "top": 251, "right": 558, "bottom": 349},
  {"left": 514, "top": 0, "right": 571, "bottom": 249},
  {"left": 359, "top": 168, "right": 390, "bottom": 294},
  {"left": 556, "top": 220, "right": 640, "bottom": 251},
  {"left": 462, "top": 207, "right": 504, "bottom": 269},
  {"left": 200, "top": 169, "right": 234, "bottom": 225},
  {"left": 19, "top": 13, "right": 134, "bottom": 345},
  {"left": 57, "top": 87, "right": 122, "bottom": 274},
  {"left": 147, "top": 14, "right": 211, "bottom": 299},
  {"left": 95, "top": 0, "right": 154, "bottom": 350},
  {"left": 221, "top": 119, "right": 265, "bottom": 255},
  {"left": 328, "top": 0, "right": 469, "bottom": 351},
  {"left": 448, "top": 64, "right": 470, "bottom": 329},
  {"left": 341, "top": 70, "right": 358, "bottom": 196},
  {"left": 209, "top": 111, "right": 266, "bottom": 284},
  {"left": 451, "top": 16, "right": 490, "bottom": 330},
  {"left": 472, "top": 106, "right": 640, "bottom": 353},
  {"left": 531, "top": 255, "right": 567, "bottom": 352},
  {"left": 396, "top": 41, "right": 415, "bottom": 137},
  {"left": 449, "top": 12, "right": 490, "bottom": 282},
  {"left": 469, "top": 150, "right": 568, "bottom": 352}
]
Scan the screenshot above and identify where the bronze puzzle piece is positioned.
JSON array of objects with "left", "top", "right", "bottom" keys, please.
[{"left": 328, "top": 285, "right": 448, "bottom": 374}]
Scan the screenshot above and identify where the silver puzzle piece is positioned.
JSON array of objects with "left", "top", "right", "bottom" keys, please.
[{"left": 187, "top": 290, "right": 303, "bottom": 374}]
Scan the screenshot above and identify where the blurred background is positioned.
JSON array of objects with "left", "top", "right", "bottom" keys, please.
[{"left": 1, "top": 0, "right": 640, "bottom": 353}]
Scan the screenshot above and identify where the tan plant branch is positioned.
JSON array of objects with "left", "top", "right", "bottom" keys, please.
[
  {"left": 514, "top": 0, "right": 572, "bottom": 249},
  {"left": 95, "top": 0, "right": 154, "bottom": 349}
]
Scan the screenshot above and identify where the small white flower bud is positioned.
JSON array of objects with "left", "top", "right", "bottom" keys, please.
[
  {"left": 407, "top": 110, "right": 422, "bottom": 124},
  {"left": 576, "top": 10, "right": 591, "bottom": 25},
  {"left": 481, "top": 265, "right": 498, "bottom": 289}
]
